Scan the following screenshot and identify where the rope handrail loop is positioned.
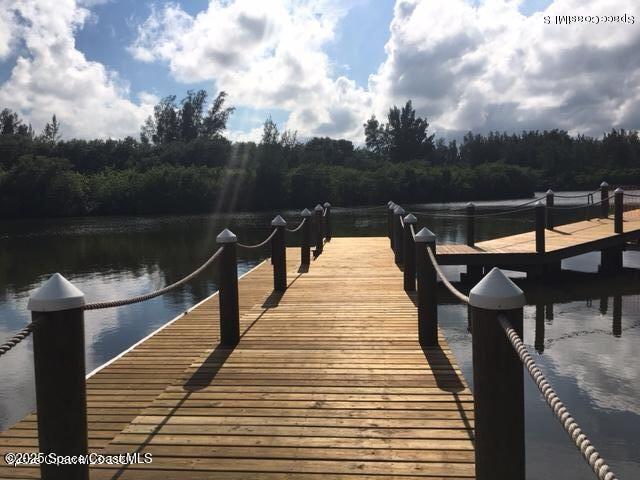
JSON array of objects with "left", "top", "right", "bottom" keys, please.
[
  {"left": 498, "top": 314, "right": 618, "bottom": 480},
  {"left": 426, "top": 246, "right": 470, "bottom": 303},
  {"left": 415, "top": 204, "right": 537, "bottom": 219},
  {"left": 237, "top": 228, "right": 278, "bottom": 249},
  {"left": 285, "top": 217, "right": 306, "bottom": 233},
  {"left": 83, "top": 246, "right": 225, "bottom": 310},
  {"left": 0, "top": 323, "right": 34, "bottom": 358},
  {"left": 546, "top": 193, "right": 615, "bottom": 211},
  {"left": 554, "top": 189, "right": 599, "bottom": 199}
]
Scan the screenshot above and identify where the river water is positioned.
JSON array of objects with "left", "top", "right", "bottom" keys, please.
[{"left": 1, "top": 192, "right": 638, "bottom": 479}]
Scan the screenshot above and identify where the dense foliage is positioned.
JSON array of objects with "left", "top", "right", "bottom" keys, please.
[{"left": 0, "top": 93, "right": 638, "bottom": 218}]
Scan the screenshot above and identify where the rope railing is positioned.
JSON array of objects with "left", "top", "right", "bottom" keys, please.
[
  {"left": 286, "top": 217, "right": 306, "bottom": 233},
  {"left": 237, "top": 228, "right": 277, "bottom": 249},
  {"left": 498, "top": 314, "right": 618, "bottom": 480},
  {"left": 0, "top": 323, "right": 34, "bottom": 358},
  {"left": 554, "top": 189, "right": 598, "bottom": 199},
  {"left": 83, "top": 246, "right": 225, "bottom": 310},
  {"left": 426, "top": 245, "right": 470, "bottom": 303},
  {"left": 547, "top": 193, "right": 614, "bottom": 210}
]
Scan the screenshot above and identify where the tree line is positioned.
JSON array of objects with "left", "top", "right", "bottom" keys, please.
[{"left": 0, "top": 92, "right": 638, "bottom": 218}]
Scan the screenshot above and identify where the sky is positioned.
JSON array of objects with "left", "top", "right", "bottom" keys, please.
[{"left": 0, "top": 0, "right": 638, "bottom": 143}]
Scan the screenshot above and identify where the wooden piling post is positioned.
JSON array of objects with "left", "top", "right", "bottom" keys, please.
[
  {"left": 301, "top": 208, "right": 312, "bottom": 266},
  {"left": 546, "top": 189, "right": 554, "bottom": 229},
  {"left": 314, "top": 204, "right": 324, "bottom": 256},
  {"left": 614, "top": 188, "right": 623, "bottom": 234},
  {"left": 271, "top": 215, "right": 287, "bottom": 291},
  {"left": 600, "top": 181, "right": 610, "bottom": 218},
  {"left": 535, "top": 201, "right": 545, "bottom": 253},
  {"left": 387, "top": 202, "right": 395, "bottom": 248},
  {"left": 27, "top": 274, "right": 89, "bottom": 480},
  {"left": 217, "top": 229, "right": 240, "bottom": 346},
  {"left": 393, "top": 205, "right": 405, "bottom": 265},
  {"left": 466, "top": 202, "right": 475, "bottom": 247},
  {"left": 403, "top": 213, "right": 417, "bottom": 291},
  {"left": 323, "top": 202, "right": 332, "bottom": 241},
  {"left": 469, "top": 267, "right": 526, "bottom": 480},
  {"left": 414, "top": 227, "right": 438, "bottom": 346}
]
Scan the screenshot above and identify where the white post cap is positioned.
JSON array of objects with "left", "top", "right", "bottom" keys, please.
[
  {"left": 601, "top": 181, "right": 609, "bottom": 188},
  {"left": 546, "top": 189, "right": 554, "bottom": 195},
  {"left": 301, "top": 208, "right": 312, "bottom": 217},
  {"left": 414, "top": 227, "right": 436, "bottom": 243},
  {"left": 614, "top": 187, "right": 624, "bottom": 194},
  {"left": 388, "top": 202, "right": 396, "bottom": 209},
  {"left": 216, "top": 228, "right": 237, "bottom": 244},
  {"left": 535, "top": 200, "right": 544, "bottom": 207},
  {"left": 314, "top": 204, "right": 323, "bottom": 212},
  {"left": 323, "top": 202, "right": 331, "bottom": 208},
  {"left": 403, "top": 213, "right": 417, "bottom": 224},
  {"left": 466, "top": 202, "right": 475, "bottom": 208},
  {"left": 28, "top": 273, "right": 85, "bottom": 312},
  {"left": 271, "top": 215, "right": 287, "bottom": 227},
  {"left": 469, "top": 267, "right": 525, "bottom": 310},
  {"left": 387, "top": 201, "right": 394, "bottom": 206},
  {"left": 394, "top": 205, "right": 405, "bottom": 215}
]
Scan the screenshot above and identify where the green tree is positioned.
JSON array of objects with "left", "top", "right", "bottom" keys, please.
[
  {"left": 40, "top": 114, "right": 61, "bottom": 143},
  {"left": 202, "top": 91, "right": 235, "bottom": 137}
]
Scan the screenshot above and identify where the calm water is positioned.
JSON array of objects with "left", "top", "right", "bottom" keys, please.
[{"left": 1, "top": 192, "right": 639, "bottom": 479}]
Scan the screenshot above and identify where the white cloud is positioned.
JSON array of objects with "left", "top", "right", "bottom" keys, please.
[
  {"left": 130, "top": 0, "right": 371, "bottom": 141},
  {"left": 0, "top": 0, "right": 153, "bottom": 139},
  {"left": 369, "top": 0, "right": 640, "bottom": 138}
]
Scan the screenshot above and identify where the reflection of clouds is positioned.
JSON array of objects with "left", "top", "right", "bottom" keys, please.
[{"left": 527, "top": 298, "right": 640, "bottom": 416}]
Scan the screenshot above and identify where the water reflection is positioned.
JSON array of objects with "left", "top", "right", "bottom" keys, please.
[{"left": 0, "top": 193, "right": 639, "bottom": 478}]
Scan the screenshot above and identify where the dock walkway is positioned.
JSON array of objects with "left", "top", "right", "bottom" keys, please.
[{"left": 0, "top": 237, "right": 475, "bottom": 479}]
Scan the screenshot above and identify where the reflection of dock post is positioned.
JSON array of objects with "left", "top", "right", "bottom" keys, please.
[
  {"left": 469, "top": 268, "right": 526, "bottom": 480},
  {"left": 613, "top": 295, "right": 622, "bottom": 337},
  {"left": 600, "top": 247, "right": 623, "bottom": 273},
  {"left": 599, "top": 296, "right": 608, "bottom": 314},
  {"left": 535, "top": 304, "right": 545, "bottom": 353},
  {"left": 545, "top": 303, "right": 554, "bottom": 322}
]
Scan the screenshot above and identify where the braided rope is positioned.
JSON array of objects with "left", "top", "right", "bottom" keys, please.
[
  {"left": 83, "top": 246, "right": 224, "bottom": 310},
  {"left": 285, "top": 218, "right": 306, "bottom": 233},
  {"left": 547, "top": 194, "right": 615, "bottom": 211},
  {"left": 498, "top": 314, "right": 618, "bottom": 480},
  {"left": 237, "top": 229, "right": 277, "bottom": 249},
  {"left": 555, "top": 189, "right": 598, "bottom": 199},
  {"left": 0, "top": 323, "right": 34, "bottom": 357},
  {"left": 426, "top": 246, "right": 470, "bottom": 304}
]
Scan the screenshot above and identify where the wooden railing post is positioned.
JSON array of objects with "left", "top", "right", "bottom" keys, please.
[
  {"left": 403, "top": 213, "right": 417, "bottom": 291},
  {"left": 323, "top": 202, "right": 332, "bottom": 241},
  {"left": 469, "top": 267, "right": 526, "bottom": 480},
  {"left": 217, "top": 229, "right": 239, "bottom": 346},
  {"left": 27, "top": 274, "right": 89, "bottom": 480},
  {"left": 314, "top": 204, "right": 324, "bottom": 256},
  {"left": 546, "top": 189, "right": 554, "bottom": 229},
  {"left": 614, "top": 188, "right": 624, "bottom": 234},
  {"left": 271, "top": 215, "right": 287, "bottom": 291},
  {"left": 600, "top": 181, "right": 610, "bottom": 218},
  {"left": 466, "top": 202, "right": 475, "bottom": 247},
  {"left": 301, "top": 208, "right": 312, "bottom": 266},
  {"left": 414, "top": 227, "right": 438, "bottom": 346},
  {"left": 535, "top": 201, "right": 545, "bottom": 253},
  {"left": 387, "top": 202, "right": 397, "bottom": 251},
  {"left": 393, "top": 205, "right": 405, "bottom": 265}
]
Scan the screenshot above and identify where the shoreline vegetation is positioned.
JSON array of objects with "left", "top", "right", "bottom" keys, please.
[{"left": 0, "top": 91, "right": 638, "bottom": 218}]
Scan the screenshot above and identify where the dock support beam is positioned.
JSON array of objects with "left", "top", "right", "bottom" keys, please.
[
  {"left": 217, "top": 229, "right": 240, "bottom": 346},
  {"left": 600, "top": 246, "right": 623, "bottom": 274},
  {"left": 535, "top": 201, "right": 545, "bottom": 253},
  {"left": 28, "top": 274, "right": 89, "bottom": 480},
  {"left": 393, "top": 205, "right": 405, "bottom": 265},
  {"left": 546, "top": 190, "right": 554, "bottom": 229},
  {"left": 271, "top": 215, "right": 287, "bottom": 291},
  {"left": 415, "top": 228, "right": 438, "bottom": 346},
  {"left": 469, "top": 268, "right": 526, "bottom": 480},
  {"left": 403, "top": 214, "right": 417, "bottom": 291},
  {"left": 301, "top": 208, "right": 312, "bottom": 266},
  {"left": 600, "top": 181, "right": 610, "bottom": 218},
  {"left": 314, "top": 204, "right": 324, "bottom": 256},
  {"left": 614, "top": 188, "right": 624, "bottom": 234},
  {"left": 323, "top": 202, "right": 332, "bottom": 241}
]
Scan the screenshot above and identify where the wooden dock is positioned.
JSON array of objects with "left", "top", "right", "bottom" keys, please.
[
  {"left": 0, "top": 237, "right": 475, "bottom": 479},
  {"left": 436, "top": 208, "right": 640, "bottom": 266}
]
